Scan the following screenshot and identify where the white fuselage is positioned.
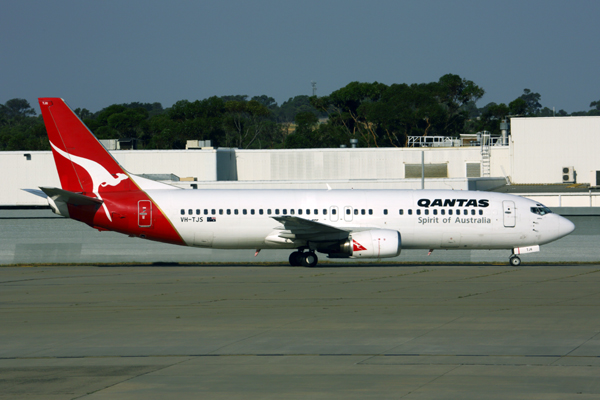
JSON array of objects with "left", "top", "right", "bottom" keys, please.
[{"left": 147, "top": 189, "right": 573, "bottom": 251}]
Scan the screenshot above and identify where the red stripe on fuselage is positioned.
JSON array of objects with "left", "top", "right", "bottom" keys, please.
[{"left": 69, "top": 190, "right": 185, "bottom": 246}]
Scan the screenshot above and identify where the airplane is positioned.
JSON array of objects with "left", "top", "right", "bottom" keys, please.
[{"left": 29, "top": 98, "right": 575, "bottom": 268}]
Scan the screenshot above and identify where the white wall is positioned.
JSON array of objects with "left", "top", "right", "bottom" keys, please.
[
  {"left": 0, "top": 146, "right": 511, "bottom": 206},
  {"left": 235, "top": 147, "right": 509, "bottom": 181},
  {"left": 0, "top": 150, "right": 219, "bottom": 206},
  {"left": 511, "top": 116, "right": 600, "bottom": 184}
]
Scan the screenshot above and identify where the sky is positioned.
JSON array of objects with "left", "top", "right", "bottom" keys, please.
[{"left": 2, "top": 0, "right": 599, "bottom": 114}]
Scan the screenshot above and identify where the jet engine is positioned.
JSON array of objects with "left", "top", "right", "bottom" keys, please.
[{"left": 326, "top": 229, "right": 401, "bottom": 259}]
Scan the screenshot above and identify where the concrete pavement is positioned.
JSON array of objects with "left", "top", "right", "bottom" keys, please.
[{"left": 1, "top": 265, "right": 599, "bottom": 398}]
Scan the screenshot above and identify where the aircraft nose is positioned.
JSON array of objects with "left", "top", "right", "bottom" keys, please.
[{"left": 558, "top": 217, "right": 575, "bottom": 237}]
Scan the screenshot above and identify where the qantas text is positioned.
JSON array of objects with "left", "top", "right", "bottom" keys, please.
[{"left": 417, "top": 199, "right": 490, "bottom": 208}]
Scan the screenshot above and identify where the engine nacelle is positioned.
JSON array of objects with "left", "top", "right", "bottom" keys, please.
[{"left": 327, "top": 229, "right": 401, "bottom": 259}]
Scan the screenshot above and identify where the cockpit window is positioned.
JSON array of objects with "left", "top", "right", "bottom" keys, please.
[{"left": 530, "top": 205, "right": 553, "bottom": 215}]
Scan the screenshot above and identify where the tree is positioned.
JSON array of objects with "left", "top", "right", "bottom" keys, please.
[
  {"left": 311, "top": 81, "right": 388, "bottom": 147},
  {"left": 518, "top": 89, "right": 542, "bottom": 116},
  {"left": 74, "top": 108, "right": 93, "bottom": 119},
  {"left": 284, "top": 112, "right": 319, "bottom": 148},
  {"left": 157, "top": 97, "right": 227, "bottom": 149},
  {"left": 1, "top": 99, "right": 36, "bottom": 118},
  {"left": 277, "top": 95, "right": 322, "bottom": 123},
  {"left": 224, "top": 100, "right": 271, "bottom": 148},
  {"left": 508, "top": 98, "right": 528, "bottom": 116}
]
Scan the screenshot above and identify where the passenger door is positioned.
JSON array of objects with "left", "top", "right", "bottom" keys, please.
[{"left": 503, "top": 201, "right": 516, "bottom": 228}]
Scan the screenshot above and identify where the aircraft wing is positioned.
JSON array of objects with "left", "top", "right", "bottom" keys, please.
[{"left": 271, "top": 216, "right": 373, "bottom": 242}]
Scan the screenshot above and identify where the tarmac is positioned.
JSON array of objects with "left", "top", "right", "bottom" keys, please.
[
  {"left": 1, "top": 210, "right": 599, "bottom": 264},
  {"left": 1, "top": 264, "right": 600, "bottom": 399}
]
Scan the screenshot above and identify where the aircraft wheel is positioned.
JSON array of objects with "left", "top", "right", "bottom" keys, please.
[
  {"left": 301, "top": 252, "right": 318, "bottom": 268},
  {"left": 509, "top": 255, "right": 521, "bottom": 267},
  {"left": 289, "top": 251, "right": 302, "bottom": 266}
]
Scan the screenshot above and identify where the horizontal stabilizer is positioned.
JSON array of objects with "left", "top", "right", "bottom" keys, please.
[
  {"left": 22, "top": 188, "right": 48, "bottom": 199},
  {"left": 40, "top": 187, "right": 103, "bottom": 206}
]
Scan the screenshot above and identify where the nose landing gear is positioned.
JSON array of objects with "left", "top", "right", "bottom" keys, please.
[
  {"left": 289, "top": 249, "right": 318, "bottom": 268},
  {"left": 509, "top": 254, "right": 521, "bottom": 266}
]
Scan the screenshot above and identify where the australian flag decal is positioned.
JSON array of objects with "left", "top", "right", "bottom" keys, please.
[{"left": 207, "top": 217, "right": 217, "bottom": 222}]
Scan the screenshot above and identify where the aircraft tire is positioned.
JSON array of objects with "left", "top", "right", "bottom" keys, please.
[
  {"left": 509, "top": 255, "right": 521, "bottom": 267},
  {"left": 301, "top": 252, "right": 318, "bottom": 268},
  {"left": 289, "top": 252, "right": 302, "bottom": 266}
]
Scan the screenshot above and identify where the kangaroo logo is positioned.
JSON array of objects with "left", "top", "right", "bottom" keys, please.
[
  {"left": 353, "top": 240, "right": 367, "bottom": 252},
  {"left": 50, "top": 141, "right": 129, "bottom": 222}
]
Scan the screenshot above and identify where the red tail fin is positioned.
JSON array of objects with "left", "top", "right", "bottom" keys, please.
[{"left": 39, "top": 98, "right": 131, "bottom": 194}]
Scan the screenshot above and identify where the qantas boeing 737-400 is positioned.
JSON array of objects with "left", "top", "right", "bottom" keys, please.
[{"left": 27, "top": 98, "right": 575, "bottom": 267}]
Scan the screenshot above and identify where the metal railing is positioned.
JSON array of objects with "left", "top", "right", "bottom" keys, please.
[{"left": 407, "top": 135, "right": 508, "bottom": 148}]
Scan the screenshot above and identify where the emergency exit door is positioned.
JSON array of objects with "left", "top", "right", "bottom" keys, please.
[{"left": 503, "top": 200, "right": 516, "bottom": 228}]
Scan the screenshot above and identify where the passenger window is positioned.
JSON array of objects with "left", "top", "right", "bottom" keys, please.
[
  {"left": 441, "top": 209, "right": 445, "bottom": 215},
  {"left": 188, "top": 209, "right": 193, "bottom": 215},
  {"left": 196, "top": 209, "right": 200, "bottom": 215},
  {"left": 361, "top": 209, "right": 365, "bottom": 215},
  {"left": 283, "top": 209, "right": 287, "bottom": 215},
  {"left": 471, "top": 209, "right": 476, "bottom": 215},
  {"left": 180, "top": 209, "right": 185, "bottom": 215},
  {"left": 399, "top": 209, "right": 404, "bottom": 215},
  {"left": 314, "top": 209, "right": 318, "bottom": 215},
  {"left": 275, "top": 209, "right": 279, "bottom": 214},
  {"left": 204, "top": 209, "right": 208, "bottom": 215},
  {"left": 219, "top": 209, "right": 223, "bottom": 215},
  {"left": 212, "top": 209, "right": 216, "bottom": 215},
  {"left": 383, "top": 209, "right": 388, "bottom": 215},
  {"left": 346, "top": 209, "right": 351, "bottom": 215},
  {"left": 234, "top": 209, "right": 238, "bottom": 215},
  {"left": 251, "top": 209, "right": 255, "bottom": 215},
  {"left": 408, "top": 209, "right": 413, "bottom": 215},
  {"left": 369, "top": 209, "right": 373, "bottom": 215},
  {"left": 416, "top": 209, "right": 421, "bottom": 215},
  {"left": 424, "top": 209, "right": 429, "bottom": 215},
  {"left": 479, "top": 209, "right": 483, "bottom": 215},
  {"left": 243, "top": 209, "right": 247, "bottom": 215},
  {"left": 259, "top": 209, "right": 264, "bottom": 215},
  {"left": 323, "top": 209, "right": 327, "bottom": 215},
  {"left": 267, "top": 209, "right": 272, "bottom": 215},
  {"left": 290, "top": 209, "right": 295, "bottom": 215},
  {"left": 332, "top": 209, "right": 337, "bottom": 215},
  {"left": 354, "top": 209, "right": 359, "bottom": 215},
  {"left": 448, "top": 209, "right": 453, "bottom": 215},
  {"left": 464, "top": 209, "right": 468, "bottom": 215},
  {"left": 298, "top": 209, "right": 302, "bottom": 215},
  {"left": 306, "top": 209, "right": 310, "bottom": 215},
  {"left": 433, "top": 209, "right": 437, "bottom": 215},
  {"left": 227, "top": 209, "right": 231, "bottom": 215}
]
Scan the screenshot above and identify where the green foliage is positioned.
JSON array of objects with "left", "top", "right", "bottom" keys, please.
[
  {"left": 277, "top": 95, "right": 323, "bottom": 123},
  {"left": 1, "top": 82, "right": 598, "bottom": 151},
  {"left": 311, "top": 75, "right": 485, "bottom": 147}
]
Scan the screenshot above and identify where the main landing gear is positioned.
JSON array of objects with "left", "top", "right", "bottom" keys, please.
[
  {"left": 509, "top": 254, "right": 521, "bottom": 266},
  {"left": 289, "top": 249, "right": 318, "bottom": 268}
]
